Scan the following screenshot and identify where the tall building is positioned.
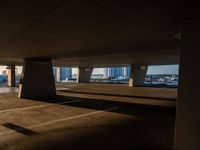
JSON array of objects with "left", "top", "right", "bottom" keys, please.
[
  {"left": 53, "top": 67, "right": 72, "bottom": 82},
  {"left": 103, "top": 66, "right": 130, "bottom": 79},
  {"left": 103, "top": 68, "right": 111, "bottom": 77},
  {"left": 123, "top": 66, "right": 131, "bottom": 78},
  {"left": 60, "top": 68, "right": 72, "bottom": 81}
]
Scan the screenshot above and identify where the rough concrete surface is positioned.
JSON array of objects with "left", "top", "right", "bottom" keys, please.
[{"left": 0, "top": 85, "right": 176, "bottom": 150}]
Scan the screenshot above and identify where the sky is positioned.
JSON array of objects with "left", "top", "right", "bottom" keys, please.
[
  {"left": 72, "top": 68, "right": 104, "bottom": 74},
  {"left": 147, "top": 65, "right": 179, "bottom": 75}
]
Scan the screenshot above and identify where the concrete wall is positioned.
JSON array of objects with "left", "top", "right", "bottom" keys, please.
[
  {"left": 77, "top": 67, "right": 93, "bottom": 83},
  {"left": 175, "top": 17, "right": 200, "bottom": 150},
  {"left": 129, "top": 64, "right": 148, "bottom": 86},
  {"left": 19, "top": 58, "right": 56, "bottom": 98}
]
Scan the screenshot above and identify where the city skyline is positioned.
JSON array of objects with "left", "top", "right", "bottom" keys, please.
[
  {"left": 0, "top": 65, "right": 179, "bottom": 76},
  {"left": 72, "top": 65, "right": 179, "bottom": 75},
  {"left": 103, "top": 67, "right": 130, "bottom": 78}
]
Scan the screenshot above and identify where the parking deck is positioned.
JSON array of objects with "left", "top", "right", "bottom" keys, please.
[{"left": 0, "top": 85, "right": 176, "bottom": 150}]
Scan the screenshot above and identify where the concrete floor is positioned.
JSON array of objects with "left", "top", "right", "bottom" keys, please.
[
  {"left": 56, "top": 83, "right": 177, "bottom": 99},
  {"left": 0, "top": 84, "right": 176, "bottom": 150},
  {"left": 57, "top": 83, "right": 177, "bottom": 108}
]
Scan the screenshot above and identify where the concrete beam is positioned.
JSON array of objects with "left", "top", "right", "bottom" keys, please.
[
  {"left": 129, "top": 64, "right": 148, "bottom": 87},
  {"left": 7, "top": 64, "right": 15, "bottom": 87},
  {"left": 77, "top": 67, "right": 93, "bottom": 83},
  {"left": 18, "top": 58, "right": 56, "bottom": 98},
  {"left": 175, "top": 17, "right": 200, "bottom": 150}
]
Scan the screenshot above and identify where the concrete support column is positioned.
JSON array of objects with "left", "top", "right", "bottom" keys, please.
[
  {"left": 77, "top": 67, "right": 93, "bottom": 83},
  {"left": 129, "top": 64, "right": 148, "bottom": 87},
  {"left": 175, "top": 17, "right": 200, "bottom": 150},
  {"left": 7, "top": 64, "right": 15, "bottom": 87},
  {"left": 55, "top": 67, "right": 61, "bottom": 82},
  {"left": 18, "top": 58, "right": 56, "bottom": 98}
]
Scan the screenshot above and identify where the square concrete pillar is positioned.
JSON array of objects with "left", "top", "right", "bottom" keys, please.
[
  {"left": 7, "top": 65, "right": 15, "bottom": 87},
  {"left": 175, "top": 17, "right": 200, "bottom": 150},
  {"left": 18, "top": 58, "right": 56, "bottom": 99},
  {"left": 129, "top": 64, "right": 148, "bottom": 87},
  {"left": 54, "top": 67, "right": 61, "bottom": 82},
  {"left": 77, "top": 67, "right": 93, "bottom": 83}
]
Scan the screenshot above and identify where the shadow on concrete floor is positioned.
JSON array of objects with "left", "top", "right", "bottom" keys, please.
[
  {"left": 5, "top": 104, "right": 175, "bottom": 150},
  {"left": 58, "top": 89, "right": 176, "bottom": 101},
  {"left": 22, "top": 95, "right": 176, "bottom": 117},
  {"left": 3, "top": 95, "right": 175, "bottom": 150},
  {"left": 2, "top": 123, "right": 38, "bottom": 136},
  {"left": 12, "top": 120, "right": 175, "bottom": 150}
]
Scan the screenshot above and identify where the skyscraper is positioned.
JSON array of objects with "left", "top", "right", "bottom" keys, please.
[
  {"left": 53, "top": 67, "right": 72, "bottom": 82},
  {"left": 123, "top": 66, "right": 131, "bottom": 78},
  {"left": 60, "top": 68, "right": 72, "bottom": 81},
  {"left": 103, "top": 66, "right": 130, "bottom": 79}
]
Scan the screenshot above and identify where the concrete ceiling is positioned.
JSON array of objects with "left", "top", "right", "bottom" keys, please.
[{"left": 0, "top": 0, "right": 199, "bottom": 66}]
